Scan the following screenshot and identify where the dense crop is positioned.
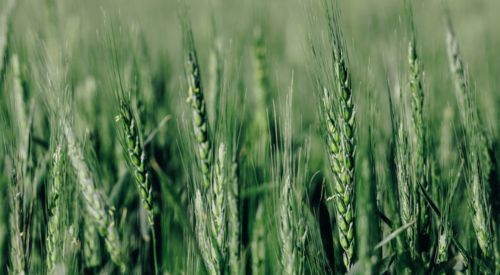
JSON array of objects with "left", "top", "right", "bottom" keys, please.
[{"left": 1, "top": 0, "right": 499, "bottom": 274}]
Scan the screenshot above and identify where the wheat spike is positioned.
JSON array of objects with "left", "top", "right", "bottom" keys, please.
[
  {"left": 211, "top": 143, "right": 227, "bottom": 262},
  {"left": 64, "top": 122, "right": 126, "bottom": 272},
  {"left": 46, "top": 145, "right": 65, "bottom": 273},
  {"left": 446, "top": 19, "right": 493, "bottom": 259},
  {"left": 184, "top": 26, "right": 212, "bottom": 189},
  {"left": 117, "top": 100, "right": 154, "bottom": 226},
  {"left": 317, "top": 4, "right": 357, "bottom": 268}
]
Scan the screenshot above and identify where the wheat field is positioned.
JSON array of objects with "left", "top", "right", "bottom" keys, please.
[{"left": 1, "top": 0, "right": 499, "bottom": 274}]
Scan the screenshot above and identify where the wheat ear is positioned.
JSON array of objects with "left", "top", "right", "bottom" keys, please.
[
  {"left": 46, "top": 145, "right": 65, "bottom": 273},
  {"left": 319, "top": 4, "right": 357, "bottom": 268},
  {"left": 184, "top": 26, "right": 212, "bottom": 189},
  {"left": 211, "top": 143, "right": 228, "bottom": 264},
  {"left": 64, "top": 122, "right": 126, "bottom": 272},
  {"left": 407, "top": 22, "right": 429, "bottom": 248},
  {"left": 395, "top": 117, "right": 417, "bottom": 258},
  {"left": 116, "top": 100, "right": 154, "bottom": 225},
  {"left": 446, "top": 19, "right": 493, "bottom": 259}
]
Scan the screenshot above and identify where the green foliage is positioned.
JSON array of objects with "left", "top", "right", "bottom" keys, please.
[{"left": 0, "top": 0, "right": 499, "bottom": 274}]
